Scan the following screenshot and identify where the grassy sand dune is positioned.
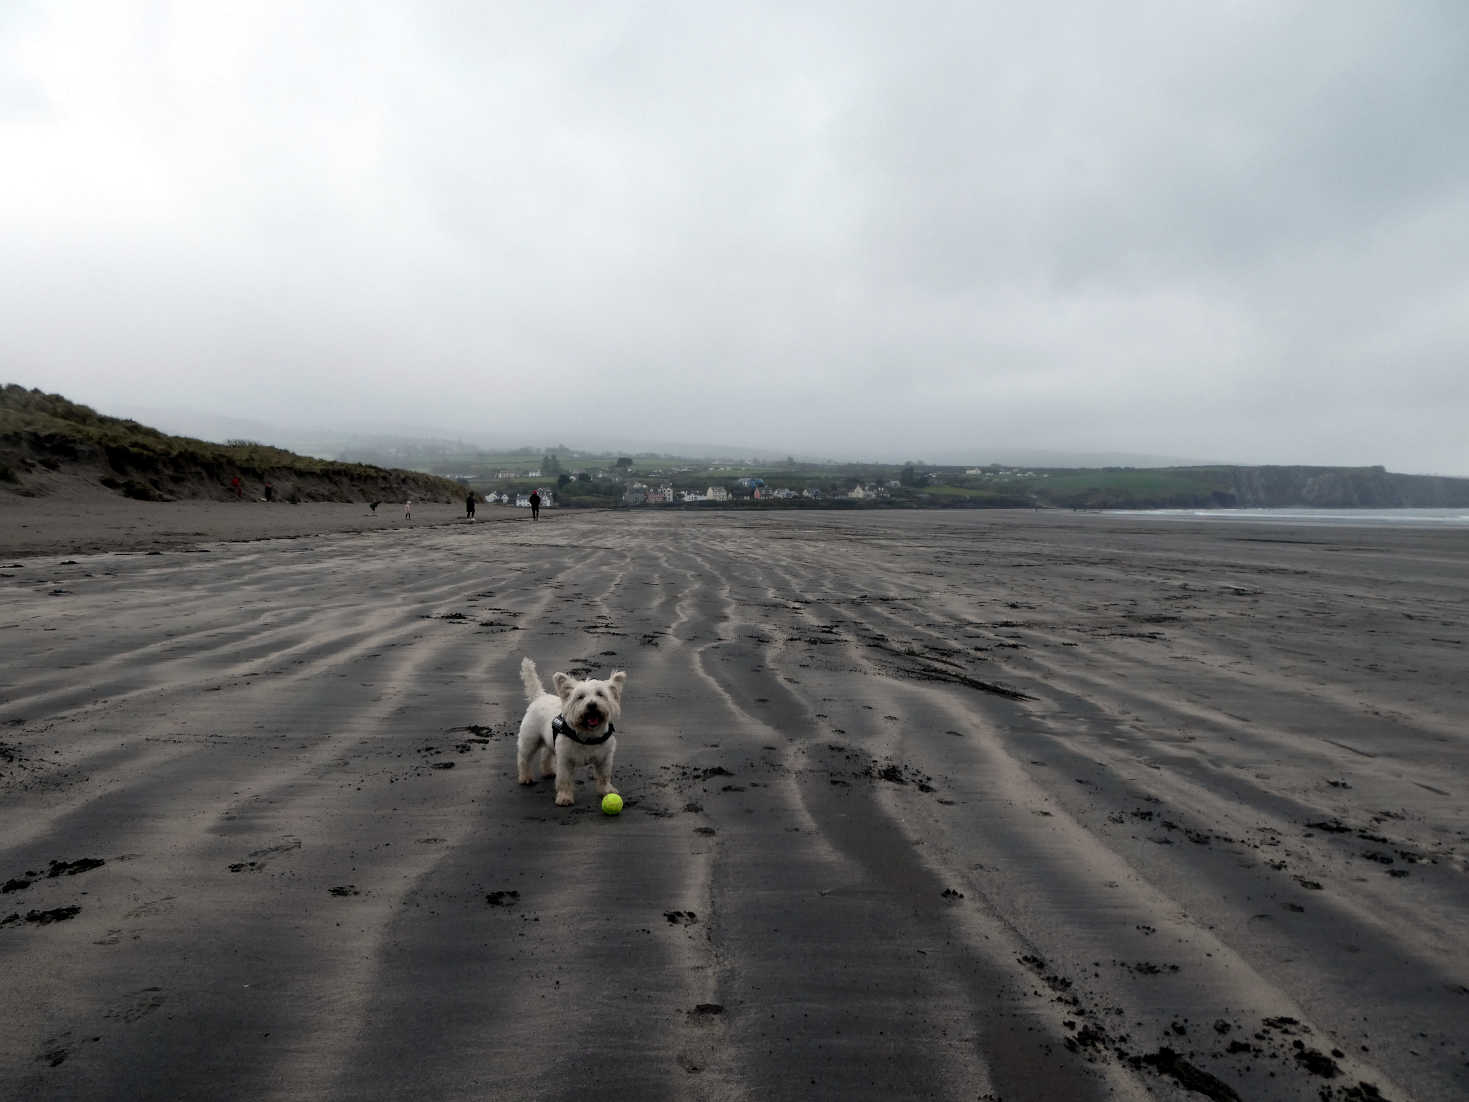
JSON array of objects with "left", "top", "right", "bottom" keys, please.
[{"left": 2, "top": 384, "right": 465, "bottom": 505}]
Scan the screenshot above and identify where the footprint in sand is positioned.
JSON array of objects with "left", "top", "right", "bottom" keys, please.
[{"left": 105, "top": 987, "right": 166, "bottom": 1023}]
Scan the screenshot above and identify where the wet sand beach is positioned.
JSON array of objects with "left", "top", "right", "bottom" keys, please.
[
  {"left": 2, "top": 506, "right": 1466, "bottom": 1100},
  {"left": 0, "top": 495, "right": 506, "bottom": 559}
]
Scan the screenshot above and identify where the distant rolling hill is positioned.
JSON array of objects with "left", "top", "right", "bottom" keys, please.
[{"left": 1027, "top": 464, "right": 1469, "bottom": 510}]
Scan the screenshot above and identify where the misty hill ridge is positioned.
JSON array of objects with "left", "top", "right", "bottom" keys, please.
[
  {"left": 1205, "top": 465, "right": 1469, "bottom": 509},
  {"left": 5, "top": 385, "right": 1468, "bottom": 510},
  {"left": 1, "top": 385, "right": 463, "bottom": 504},
  {"left": 1024, "top": 462, "right": 1469, "bottom": 510}
]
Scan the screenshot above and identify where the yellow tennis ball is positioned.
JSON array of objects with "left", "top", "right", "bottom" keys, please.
[{"left": 601, "top": 793, "right": 624, "bottom": 815}]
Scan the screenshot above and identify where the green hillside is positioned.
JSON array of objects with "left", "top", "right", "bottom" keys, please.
[{"left": 1, "top": 385, "right": 464, "bottom": 504}]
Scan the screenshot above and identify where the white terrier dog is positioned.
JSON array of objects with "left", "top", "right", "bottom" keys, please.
[{"left": 517, "top": 657, "right": 626, "bottom": 807}]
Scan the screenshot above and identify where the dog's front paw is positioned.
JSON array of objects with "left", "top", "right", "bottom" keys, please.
[
  {"left": 518, "top": 776, "right": 535, "bottom": 785},
  {"left": 555, "top": 793, "right": 574, "bottom": 807}
]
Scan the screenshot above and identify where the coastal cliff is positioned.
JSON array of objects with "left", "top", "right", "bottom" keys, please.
[
  {"left": 972, "top": 464, "right": 1469, "bottom": 511},
  {"left": 1210, "top": 465, "right": 1469, "bottom": 509}
]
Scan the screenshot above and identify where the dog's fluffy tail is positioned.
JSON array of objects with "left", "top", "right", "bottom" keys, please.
[{"left": 520, "top": 657, "right": 546, "bottom": 703}]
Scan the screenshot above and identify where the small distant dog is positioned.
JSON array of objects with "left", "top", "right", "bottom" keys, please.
[{"left": 517, "top": 657, "right": 626, "bottom": 806}]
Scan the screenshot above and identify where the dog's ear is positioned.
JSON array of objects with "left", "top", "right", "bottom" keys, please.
[
  {"left": 607, "top": 671, "right": 626, "bottom": 701},
  {"left": 553, "top": 672, "right": 576, "bottom": 703}
]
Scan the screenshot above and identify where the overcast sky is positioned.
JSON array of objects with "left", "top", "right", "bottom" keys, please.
[{"left": 3, "top": 2, "right": 1467, "bottom": 473}]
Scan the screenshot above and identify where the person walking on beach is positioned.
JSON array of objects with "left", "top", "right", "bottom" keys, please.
[
  {"left": 404, "top": 499, "right": 413, "bottom": 522},
  {"left": 230, "top": 475, "right": 243, "bottom": 499},
  {"left": 529, "top": 490, "right": 541, "bottom": 520},
  {"left": 466, "top": 491, "right": 476, "bottom": 519}
]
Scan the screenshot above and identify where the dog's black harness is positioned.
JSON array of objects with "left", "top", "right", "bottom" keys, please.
[{"left": 552, "top": 715, "right": 615, "bottom": 746}]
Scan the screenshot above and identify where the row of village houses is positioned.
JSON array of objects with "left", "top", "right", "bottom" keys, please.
[
  {"left": 482, "top": 490, "right": 555, "bottom": 507},
  {"left": 479, "top": 484, "right": 899, "bottom": 508},
  {"left": 475, "top": 476, "right": 905, "bottom": 508},
  {"left": 622, "top": 480, "right": 898, "bottom": 506}
]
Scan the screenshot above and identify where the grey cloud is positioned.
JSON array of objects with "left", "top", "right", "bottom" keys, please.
[{"left": 1, "top": 1, "right": 1465, "bottom": 474}]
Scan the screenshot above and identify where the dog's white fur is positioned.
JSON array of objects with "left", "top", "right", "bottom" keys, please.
[{"left": 517, "top": 657, "right": 625, "bottom": 807}]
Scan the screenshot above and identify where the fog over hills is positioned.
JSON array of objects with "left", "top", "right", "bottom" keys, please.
[
  {"left": 109, "top": 403, "right": 1218, "bottom": 470},
  {"left": 12, "top": 386, "right": 1467, "bottom": 510}
]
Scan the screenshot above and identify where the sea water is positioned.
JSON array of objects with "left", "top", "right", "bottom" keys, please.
[{"left": 1104, "top": 507, "right": 1469, "bottom": 529}]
